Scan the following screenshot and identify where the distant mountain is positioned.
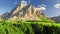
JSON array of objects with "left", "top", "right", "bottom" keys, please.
[
  {"left": 0, "top": 15, "right": 2, "bottom": 19},
  {"left": 0, "top": 15, "right": 1, "bottom": 19},
  {"left": 51, "top": 16, "right": 60, "bottom": 23},
  {"left": 1, "top": 12, "right": 10, "bottom": 20}
]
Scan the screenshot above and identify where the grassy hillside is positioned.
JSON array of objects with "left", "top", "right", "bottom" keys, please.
[
  {"left": 37, "top": 14, "right": 54, "bottom": 23},
  {"left": 0, "top": 20, "right": 60, "bottom": 34}
]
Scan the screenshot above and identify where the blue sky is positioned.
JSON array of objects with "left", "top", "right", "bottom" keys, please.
[{"left": 0, "top": 0, "right": 60, "bottom": 17}]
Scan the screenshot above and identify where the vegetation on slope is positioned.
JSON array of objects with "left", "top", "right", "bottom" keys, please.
[
  {"left": 37, "top": 14, "right": 55, "bottom": 23},
  {"left": 0, "top": 20, "right": 60, "bottom": 34}
]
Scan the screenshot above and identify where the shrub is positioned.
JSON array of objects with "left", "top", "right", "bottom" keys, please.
[{"left": 0, "top": 20, "right": 60, "bottom": 34}]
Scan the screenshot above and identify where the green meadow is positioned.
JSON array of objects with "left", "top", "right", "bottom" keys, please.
[{"left": 0, "top": 20, "right": 60, "bottom": 34}]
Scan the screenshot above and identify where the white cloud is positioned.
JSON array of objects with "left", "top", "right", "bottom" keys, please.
[
  {"left": 38, "top": 4, "right": 46, "bottom": 7},
  {"left": 39, "top": 7, "right": 46, "bottom": 10},
  {"left": 21, "top": 0, "right": 27, "bottom": 6},
  {"left": 36, "top": 4, "right": 46, "bottom": 10},
  {"left": 54, "top": 4, "right": 60, "bottom": 9}
]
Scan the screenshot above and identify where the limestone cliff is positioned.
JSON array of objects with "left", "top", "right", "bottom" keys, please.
[
  {"left": 1, "top": 0, "right": 48, "bottom": 20},
  {"left": 9, "top": 4, "right": 43, "bottom": 20}
]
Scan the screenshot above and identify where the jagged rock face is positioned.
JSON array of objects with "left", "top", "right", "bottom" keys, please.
[
  {"left": 1, "top": 12, "right": 10, "bottom": 20},
  {"left": 1, "top": 1, "right": 47, "bottom": 20},
  {"left": 41, "top": 13, "right": 48, "bottom": 18},
  {"left": 51, "top": 16, "right": 60, "bottom": 23},
  {"left": 9, "top": 4, "right": 42, "bottom": 20}
]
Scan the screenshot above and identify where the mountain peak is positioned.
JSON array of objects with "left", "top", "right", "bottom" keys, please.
[{"left": 1, "top": 1, "right": 49, "bottom": 21}]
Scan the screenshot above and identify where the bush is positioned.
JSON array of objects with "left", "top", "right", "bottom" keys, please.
[{"left": 0, "top": 20, "right": 60, "bottom": 34}]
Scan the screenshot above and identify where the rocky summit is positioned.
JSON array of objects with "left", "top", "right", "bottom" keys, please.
[{"left": 1, "top": 0, "right": 48, "bottom": 21}]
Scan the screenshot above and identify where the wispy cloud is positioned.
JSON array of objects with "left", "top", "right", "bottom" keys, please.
[
  {"left": 39, "top": 7, "right": 46, "bottom": 10},
  {"left": 37, "top": 4, "right": 46, "bottom": 10},
  {"left": 54, "top": 4, "right": 60, "bottom": 9},
  {"left": 21, "top": 0, "right": 27, "bottom": 6}
]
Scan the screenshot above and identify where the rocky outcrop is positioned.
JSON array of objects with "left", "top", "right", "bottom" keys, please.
[
  {"left": 1, "top": 0, "right": 48, "bottom": 20},
  {"left": 9, "top": 5, "right": 41, "bottom": 20},
  {"left": 1, "top": 12, "right": 10, "bottom": 20}
]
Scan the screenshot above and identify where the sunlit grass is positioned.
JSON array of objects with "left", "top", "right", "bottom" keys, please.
[{"left": 0, "top": 20, "right": 60, "bottom": 34}]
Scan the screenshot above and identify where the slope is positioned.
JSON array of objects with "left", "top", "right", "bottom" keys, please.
[{"left": 0, "top": 20, "right": 60, "bottom": 34}]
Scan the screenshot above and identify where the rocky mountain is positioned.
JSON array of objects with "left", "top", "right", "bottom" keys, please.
[
  {"left": 1, "top": 12, "right": 10, "bottom": 20},
  {"left": 1, "top": 0, "right": 53, "bottom": 22},
  {"left": 0, "top": 15, "right": 1, "bottom": 19},
  {"left": 2, "top": 5, "right": 41, "bottom": 20},
  {"left": 51, "top": 15, "right": 60, "bottom": 23}
]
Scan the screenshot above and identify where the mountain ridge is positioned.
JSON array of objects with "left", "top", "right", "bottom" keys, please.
[
  {"left": 0, "top": 0, "right": 54, "bottom": 23},
  {"left": 51, "top": 15, "right": 60, "bottom": 23}
]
